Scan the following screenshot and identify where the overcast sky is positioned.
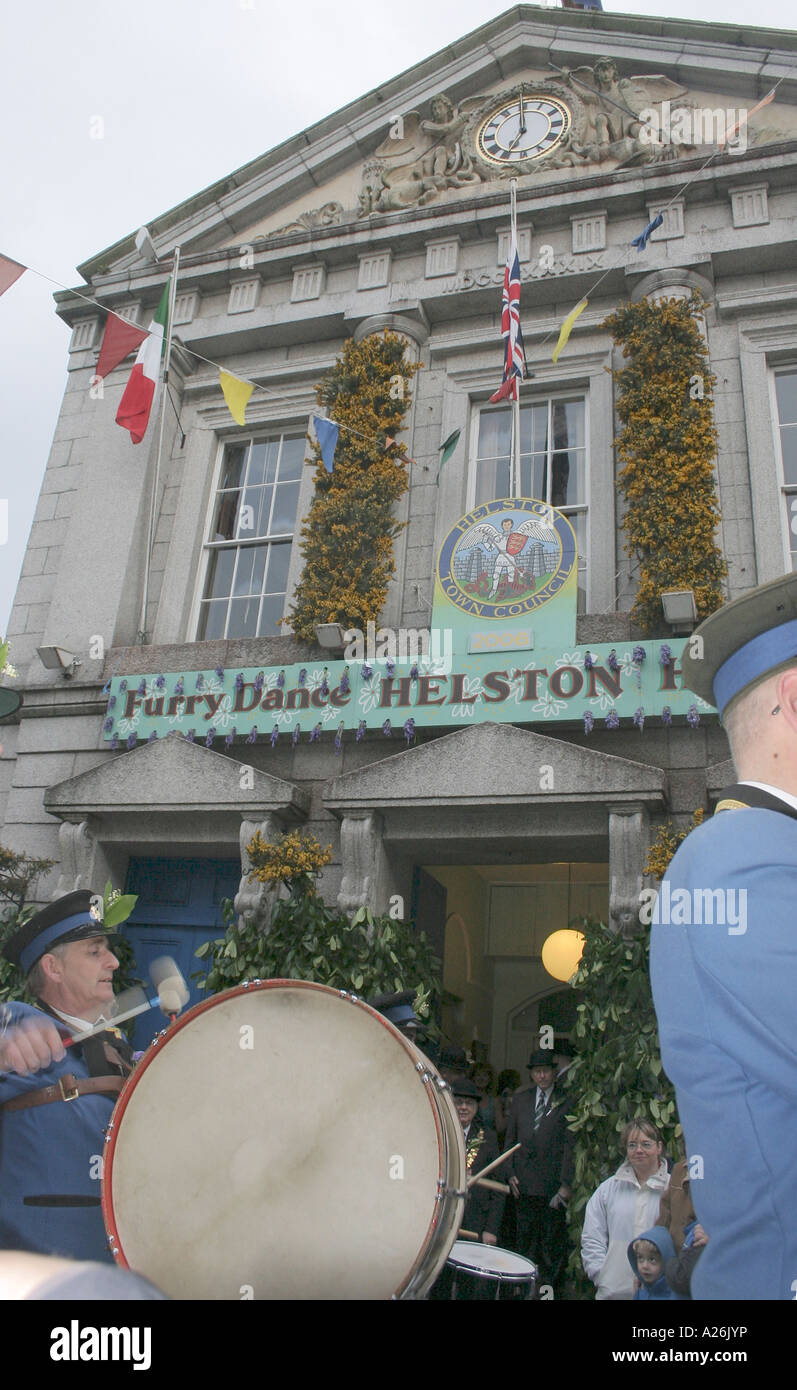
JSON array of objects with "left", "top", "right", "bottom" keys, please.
[{"left": 1, "top": 0, "right": 794, "bottom": 639}]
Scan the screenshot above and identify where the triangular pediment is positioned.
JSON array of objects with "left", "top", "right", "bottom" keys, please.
[
  {"left": 76, "top": 7, "right": 797, "bottom": 279},
  {"left": 324, "top": 722, "right": 665, "bottom": 812},
  {"left": 44, "top": 732, "right": 309, "bottom": 820}
]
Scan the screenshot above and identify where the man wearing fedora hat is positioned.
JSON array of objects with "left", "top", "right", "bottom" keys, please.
[
  {"left": 651, "top": 571, "right": 797, "bottom": 1300},
  {"left": 505, "top": 1049, "right": 573, "bottom": 1296},
  {"left": 0, "top": 890, "right": 133, "bottom": 1261}
]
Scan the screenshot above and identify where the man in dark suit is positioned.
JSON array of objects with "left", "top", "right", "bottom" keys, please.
[
  {"left": 431, "top": 1078, "right": 505, "bottom": 1299},
  {"left": 506, "top": 1050, "right": 573, "bottom": 1297}
]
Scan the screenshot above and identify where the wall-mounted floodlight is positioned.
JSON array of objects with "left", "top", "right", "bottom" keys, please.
[
  {"left": 661, "top": 589, "right": 698, "bottom": 634},
  {"left": 314, "top": 623, "right": 347, "bottom": 651},
  {"left": 37, "top": 646, "right": 82, "bottom": 679}
]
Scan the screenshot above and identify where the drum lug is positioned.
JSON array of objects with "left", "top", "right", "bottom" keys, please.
[{"left": 243, "top": 979, "right": 250, "bottom": 988}]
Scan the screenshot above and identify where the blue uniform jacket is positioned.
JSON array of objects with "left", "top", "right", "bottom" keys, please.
[
  {"left": 0, "top": 1001, "right": 117, "bottom": 1261},
  {"left": 650, "top": 807, "right": 797, "bottom": 1300}
]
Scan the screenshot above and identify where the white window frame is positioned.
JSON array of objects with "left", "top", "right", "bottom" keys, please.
[
  {"left": 467, "top": 388, "right": 591, "bottom": 610},
  {"left": 771, "top": 365, "right": 797, "bottom": 573},
  {"left": 190, "top": 429, "right": 306, "bottom": 642}
]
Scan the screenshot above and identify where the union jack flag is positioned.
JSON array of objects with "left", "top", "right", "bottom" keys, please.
[{"left": 490, "top": 233, "right": 524, "bottom": 403}]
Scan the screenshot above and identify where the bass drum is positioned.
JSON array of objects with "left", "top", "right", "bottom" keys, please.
[{"left": 102, "top": 979, "right": 465, "bottom": 1300}]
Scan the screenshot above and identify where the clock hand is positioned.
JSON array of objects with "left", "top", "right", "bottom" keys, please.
[{"left": 519, "top": 91, "right": 526, "bottom": 133}]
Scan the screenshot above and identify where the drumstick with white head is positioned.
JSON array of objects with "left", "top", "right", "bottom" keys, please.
[{"left": 59, "top": 958, "right": 189, "bottom": 1045}]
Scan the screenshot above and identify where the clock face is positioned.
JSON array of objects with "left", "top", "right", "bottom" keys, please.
[{"left": 477, "top": 96, "right": 571, "bottom": 165}]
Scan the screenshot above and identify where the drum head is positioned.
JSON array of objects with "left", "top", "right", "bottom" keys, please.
[
  {"left": 447, "top": 1241, "right": 537, "bottom": 1282},
  {"left": 103, "top": 981, "right": 462, "bottom": 1300}
]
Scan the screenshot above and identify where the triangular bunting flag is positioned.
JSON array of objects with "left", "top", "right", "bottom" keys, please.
[
  {"left": 631, "top": 212, "right": 664, "bottom": 252},
  {"left": 116, "top": 280, "right": 170, "bottom": 444},
  {"left": 220, "top": 370, "right": 254, "bottom": 426},
  {"left": 313, "top": 416, "right": 339, "bottom": 473},
  {"left": 552, "top": 299, "right": 588, "bottom": 364},
  {"left": 96, "top": 312, "right": 148, "bottom": 379},
  {"left": 0, "top": 254, "right": 26, "bottom": 299},
  {"left": 436, "top": 429, "right": 461, "bottom": 484}
]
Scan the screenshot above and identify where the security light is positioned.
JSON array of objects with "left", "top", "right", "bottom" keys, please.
[
  {"left": 314, "top": 623, "right": 347, "bottom": 651},
  {"left": 661, "top": 590, "right": 697, "bottom": 633},
  {"left": 37, "top": 646, "right": 82, "bottom": 678}
]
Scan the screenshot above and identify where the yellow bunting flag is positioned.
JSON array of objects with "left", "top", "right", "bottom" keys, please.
[
  {"left": 552, "top": 298, "right": 588, "bottom": 364},
  {"left": 219, "top": 370, "right": 254, "bottom": 426}
]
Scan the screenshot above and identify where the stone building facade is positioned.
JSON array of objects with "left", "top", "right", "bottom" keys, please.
[{"left": 3, "top": 5, "right": 797, "bottom": 1068}]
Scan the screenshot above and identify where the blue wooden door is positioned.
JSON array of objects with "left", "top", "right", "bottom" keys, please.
[{"left": 122, "top": 857, "right": 240, "bottom": 1051}]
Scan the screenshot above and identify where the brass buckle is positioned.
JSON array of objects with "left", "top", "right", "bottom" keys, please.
[{"left": 58, "top": 1076, "right": 79, "bottom": 1102}]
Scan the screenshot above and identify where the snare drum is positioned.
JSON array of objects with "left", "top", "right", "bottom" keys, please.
[
  {"left": 102, "top": 979, "right": 465, "bottom": 1299},
  {"left": 445, "top": 1241, "right": 537, "bottom": 1300}
]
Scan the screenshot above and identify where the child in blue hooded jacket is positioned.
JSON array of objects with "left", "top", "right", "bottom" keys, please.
[{"left": 628, "top": 1226, "right": 686, "bottom": 1300}]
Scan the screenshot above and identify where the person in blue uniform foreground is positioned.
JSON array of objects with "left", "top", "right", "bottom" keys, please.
[
  {"left": 0, "top": 890, "right": 132, "bottom": 1261},
  {"left": 650, "top": 571, "right": 797, "bottom": 1300}
]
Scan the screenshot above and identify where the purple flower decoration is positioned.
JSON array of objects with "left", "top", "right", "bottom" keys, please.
[
  {"left": 403, "top": 718, "right": 415, "bottom": 745},
  {"left": 385, "top": 658, "right": 395, "bottom": 678},
  {"left": 137, "top": 679, "right": 147, "bottom": 696},
  {"left": 320, "top": 669, "right": 330, "bottom": 697},
  {"left": 584, "top": 651, "right": 595, "bottom": 670},
  {"left": 409, "top": 663, "right": 419, "bottom": 681},
  {"left": 247, "top": 726, "right": 258, "bottom": 743},
  {"left": 298, "top": 669, "right": 307, "bottom": 687},
  {"left": 687, "top": 704, "right": 700, "bottom": 729},
  {"left": 225, "top": 726, "right": 237, "bottom": 748},
  {"left": 155, "top": 674, "right": 165, "bottom": 691},
  {"left": 382, "top": 720, "right": 392, "bottom": 737},
  {"left": 340, "top": 667, "right": 350, "bottom": 695},
  {"left": 607, "top": 649, "right": 619, "bottom": 674},
  {"left": 633, "top": 706, "right": 645, "bottom": 731},
  {"left": 632, "top": 645, "right": 646, "bottom": 666},
  {"left": 196, "top": 673, "right": 204, "bottom": 691},
  {"left": 175, "top": 677, "right": 184, "bottom": 696},
  {"left": 254, "top": 671, "right": 264, "bottom": 693},
  {"left": 356, "top": 720, "right": 366, "bottom": 742},
  {"left": 292, "top": 725, "right": 300, "bottom": 747},
  {"left": 214, "top": 666, "right": 225, "bottom": 681},
  {"left": 309, "top": 723, "right": 321, "bottom": 743},
  {"left": 270, "top": 725, "right": 279, "bottom": 748},
  {"left": 108, "top": 695, "right": 116, "bottom": 710},
  {"left": 126, "top": 733, "right": 137, "bottom": 750},
  {"left": 661, "top": 706, "right": 672, "bottom": 726},
  {"left": 110, "top": 734, "right": 119, "bottom": 751},
  {"left": 276, "top": 670, "right": 285, "bottom": 689},
  {"left": 361, "top": 663, "right": 373, "bottom": 682},
  {"left": 148, "top": 730, "right": 158, "bottom": 744},
  {"left": 205, "top": 728, "right": 216, "bottom": 747},
  {"left": 185, "top": 729, "right": 195, "bottom": 743},
  {"left": 659, "top": 644, "right": 673, "bottom": 667},
  {"left": 103, "top": 717, "right": 114, "bottom": 733},
  {"left": 584, "top": 711, "right": 594, "bottom": 735},
  {"left": 119, "top": 679, "right": 128, "bottom": 692},
  {"left": 234, "top": 673, "right": 244, "bottom": 693},
  {"left": 334, "top": 724, "right": 344, "bottom": 755},
  {"left": 605, "top": 710, "right": 620, "bottom": 730}
]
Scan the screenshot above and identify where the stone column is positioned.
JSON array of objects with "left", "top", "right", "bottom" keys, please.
[
  {"left": 337, "top": 812, "right": 385, "bottom": 916},
  {"left": 234, "top": 815, "right": 283, "bottom": 931},
  {"left": 608, "top": 802, "right": 649, "bottom": 938}
]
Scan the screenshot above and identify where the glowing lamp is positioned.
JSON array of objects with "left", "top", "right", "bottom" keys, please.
[{"left": 541, "top": 928, "right": 585, "bottom": 982}]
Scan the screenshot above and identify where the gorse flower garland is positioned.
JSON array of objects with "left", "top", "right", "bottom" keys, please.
[
  {"left": 604, "top": 293, "right": 726, "bottom": 634},
  {"left": 287, "top": 331, "right": 421, "bottom": 641}
]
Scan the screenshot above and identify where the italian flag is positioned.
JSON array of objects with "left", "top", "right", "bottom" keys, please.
[{"left": 116, "top": 279, "right": 170, "bottom": 444}]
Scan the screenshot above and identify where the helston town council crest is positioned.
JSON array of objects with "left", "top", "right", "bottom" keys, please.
[{"left": 436, "top": 498, "right": 577, "bottom": 620}]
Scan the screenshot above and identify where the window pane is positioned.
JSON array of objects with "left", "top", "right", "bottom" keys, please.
[
  {"left": 781, "top": 426, "right": 797, "bottom": 486},
  {"left": 240, "top": 485, "right": 272, "bottom": 538},
  {"left": 526, "top": 453, "right": 548, "bottom": 500},
  {"left": 220, "top": 444, "right": 247, "bottom": 492},
  {"left": 271, "top": 482, "right": 300, "bottom": 535},
  {"left": 232, "top": 545, "right": 267, "bottom": 597},
  {"left": 265, "top": 541, "right": 291, "bottom": 594},
  {"left": 552, "top": 450, "right": 586, "bottom": 508},
  {"left": 258, "top": 593, "right": 284, "bottom": 637},
  {"left": 202, "top": 547, "right": 235, "bottom": 600},
  {"left": 212, "top": 490, "right": 241, "bottom": 541},
  {"left": 227, "top": 596, "right": 260, "bottom": 638},
  {"left": 478, "top": 411, "right": 511, "bottom": 459},
  {"left": 552, "top": 400, "right": 585, "bottom": 451},
  {"left": 279, "top": 435, "right": 306, "bottom": 481},
  {"left": 197, "top": 599, "right": 227, "bottom": 642},
  {"left": 475, "top": 455, "right": 510, "bottom": 505},
  {"left": 776, "top": 373, "right": 797, "bottom": 427},
  {"left": 785, "top": 495, "right": 797, "bottom": 565},
  {"left": 247, "top": 440, "right": 280, "bottom": 486},
  {"left": 520, "top": 404, "right": 548, "bottom": 455}
]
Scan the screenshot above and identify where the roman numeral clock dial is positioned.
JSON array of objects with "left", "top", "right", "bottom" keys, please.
[{"left": 476, "top": 95, "right": 571, "bottom": 166}]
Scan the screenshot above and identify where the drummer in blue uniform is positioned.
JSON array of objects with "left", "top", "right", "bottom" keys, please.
[
  {"left": 0, "top": 890, "right": 133, "bottom": 1261},
  {"left": 650, "top": 571, "right": 797, "bottom": 1300}
]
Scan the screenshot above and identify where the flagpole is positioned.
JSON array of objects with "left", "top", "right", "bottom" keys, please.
[
  {"left": 510, "top": 177, "right": 521, "bottom": 499},
  {"left": 137, "top": 247, "right": 180, "bottom": 644}
]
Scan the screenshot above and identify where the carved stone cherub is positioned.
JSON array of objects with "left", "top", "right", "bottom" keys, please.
[{"left": 560, "top": 57, "right": 695, "bottom": 163}]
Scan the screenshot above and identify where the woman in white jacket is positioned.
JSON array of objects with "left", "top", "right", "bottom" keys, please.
[{"left": 581, "top": 1118, "right": 670, "bottom": 1300}]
